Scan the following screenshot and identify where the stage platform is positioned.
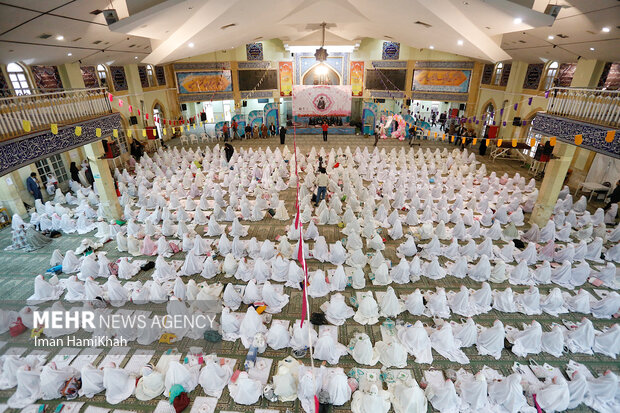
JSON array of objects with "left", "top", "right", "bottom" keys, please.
[{"left": 293, "top": 126, "right": 356, "bottom": 135}]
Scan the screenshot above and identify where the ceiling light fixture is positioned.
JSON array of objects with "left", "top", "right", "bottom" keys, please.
[
  {"left": 547, "top": 35, "right": 554, "bottom": 40},
  {"left": 56, "top": 35, "right": 64, "bottom": 40},
  {"left": 188, "top": 42, "right": 194, "bottom": 48},
  {"left": 513, "top": 18, "right": 522, "bottom": 24},
  {"left": 602, "top": 27, "right": 610, "bottom": 32},
  {"left": 457, "top": 39, "right": 464, "bottom": 46},
  {"left": 134, "top": 56, "right": 138, "bottom": 59},
  {"left": 314, "top": 22, "right": 328, "bottom": 62},
  {"left": 590, "top": 47, "right": 595, "bottom": 51},
  {"left": 67, "top": 52, "right": 72, "bottom": 56},
  {"left": 429, "top": 45, "right": 434, "bottom": 49}
]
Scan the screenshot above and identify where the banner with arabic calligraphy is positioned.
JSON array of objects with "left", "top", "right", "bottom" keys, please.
[{"left": 412, "top": 69, "right": 471, "bottom": 93}]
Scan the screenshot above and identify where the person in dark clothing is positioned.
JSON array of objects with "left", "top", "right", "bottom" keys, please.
[
  {"left": 321, "top": 121, "right": 328, "bottom": 141},
  {"left": 374, "top": 124, "right": 381, "bottom": 147},
  {"left": 479, "top": 136, "right": 488, "bottom": 156},
  {"left": 279, "top": 126, "right": 287, "bottom": 144},
  {"left": 245, "top": 125, "right": 251, "bottom": 139},
  {"left": 69, "top": 162, "right": 80, "bottom": 182},
  {"left": 85, "top": 165, "right": 94, "bottom": 187},
  {"left": 224, "top": 143, "right": 234, "bottom": 163},
  {"left": 130, "top": 139, "right": 144, "bottom": 160},
  {"left": 605, "top": 180, "right": 620, "bottom": 210},
  {"left": 269, "top": 123, "right": 276, "bottom": 136},
  {"left": 26, "top": 172, "right": 42, "bottom": 201}
]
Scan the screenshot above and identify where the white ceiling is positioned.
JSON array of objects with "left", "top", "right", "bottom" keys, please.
[
  {"left": 0, "top": 0, "right": 618, "bottom": 67},
  {"left": 0, "top": 0, "right": 152, "bottom": 66}
]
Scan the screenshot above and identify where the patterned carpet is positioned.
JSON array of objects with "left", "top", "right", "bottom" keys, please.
[{"left": 0, "top": 134, "right": 615, "bottom": 412}]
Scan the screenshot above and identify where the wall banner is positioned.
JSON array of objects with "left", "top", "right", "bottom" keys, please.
[
  {"left": 412, "top": 69, "right": 471, "bottom": 93},
  {"left": 292, "top": 85, "right": 352, "bottom": 117},
  {"left": 175, "top": 70, "right": 233, "bottom": 94},
  {"left": 279, "top": 62, "right": 293, "bottom": 96},
  {"left": 350, "top": 61, "right": 364, "bottom": 96}
]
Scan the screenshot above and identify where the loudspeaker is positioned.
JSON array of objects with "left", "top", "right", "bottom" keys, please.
[
  {"left": 129, "top": 116, "right": 138, "bottom": 125},
  {"left": 103, "top": 9, "right": 119, "bottom": 25},
  {"left": 181, "top": 103, "right": 187, "bottom": 111},
  {"left": 200, "top": 112, "right": 207, "bottom": 121},
  {"left": 459, "top": 103, "right": 466, "bottom": 110},
  {"left": 512, "top": 117, "right": 522, "bottom": 126},
  {"left": 406, "top": 99, "right": 411, "bottom": 106},
  {"left": 242, "top": 101, "right": 247, "bottom": 107},
  {"left": 376, "top": 98, "right": 385, "bottom": 103}
]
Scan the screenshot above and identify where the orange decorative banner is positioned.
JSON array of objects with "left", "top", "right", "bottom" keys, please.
[
  {"left": 550, "top": 136, "right": 556, "bottom": 146},
  {"left": 350, "top": 61, "right": 364, "bottom": 96},
  {"left": 279, "top": 62, "right": 293, "bottom": 97},
  {"left": 575, "top": 134, "right": 583, "bottom": 145},
  {"left": 605, "top": 130, "right": 615, "bottom": 143}
]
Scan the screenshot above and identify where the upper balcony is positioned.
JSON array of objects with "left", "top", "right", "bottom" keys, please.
[
  {"left": 0, "top": 87, "right": 112, "bottom": 141},
  {"left": 547, "top": 87, "right": 620, "bottom": 128}
]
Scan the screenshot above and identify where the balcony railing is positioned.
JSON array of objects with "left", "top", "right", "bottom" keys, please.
[
  {"left": 547, "top": 87, "right": 620, "bottom": 128},
  {"left": 0, "top": 87, "right": 112, "bottom": 141}
]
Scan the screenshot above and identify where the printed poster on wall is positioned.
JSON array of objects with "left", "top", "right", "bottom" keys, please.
[
  {"left": 292, "top": 85, "right": 352, "bottom": 117},
  {"left": 279, "top": 62, "right": 293, "bottom": 96},
  {"left": 412, "top": 69, "right": 471, "bottom": 93},
  {"left": 175, "top": 70, "right": 233, "bottom": 94},
  {"left": 350, "top": 61, "right": 364, "bottom": 96}
]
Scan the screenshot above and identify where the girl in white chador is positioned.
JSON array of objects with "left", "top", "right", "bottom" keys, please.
[
  {"left": 354, "top": 293, "right": 380, "bottom": 325},
  {"left": 348, "top": 332, "right": 379, "bottom": 365},
  {"left": 397, "top": 321, "right": 432, "bottom": 364},
  {"left": 102, "top": 363, "right": 136, "bottom": 404},
  {"left": 322, "top": 293, "right": 355, "bottom": 325},
  {"left": 314, "top": 329, "right": 348, "bottom": 364},
  {"left": 228, "top": 371, "right": 262, "bottom": 405},
  {"left": 351, "top": 384, "right": 391, "bottom": 413}
]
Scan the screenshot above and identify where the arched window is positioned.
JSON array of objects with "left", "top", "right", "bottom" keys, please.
[
  {"left": 7, "top": 62, "right": 31, "bottom": 95},
  {"left": 544, "top": 61, "right": 559, "bottom": 90},
  {"left": 494, "top": 63, "right": 503, "bottom": 86},
  {"left": 146, "top": 65, "right": 155, "bottom": 86},
  {"left": 97, "top": 64, "right": 108, "bottom": 87}
]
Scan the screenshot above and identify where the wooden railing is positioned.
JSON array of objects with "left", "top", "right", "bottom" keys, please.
[
  {"left": 0, "top": 87, "right": 112, "bottom": 141},
  {"left": 547, "top": 87, "right": 620, "bottom": 128}
]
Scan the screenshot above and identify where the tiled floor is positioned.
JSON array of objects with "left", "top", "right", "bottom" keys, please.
[{"left": 0, "top": 134, "right": 615, "bottom": 412}]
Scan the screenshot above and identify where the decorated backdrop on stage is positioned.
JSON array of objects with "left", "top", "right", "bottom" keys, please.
[{"left": 292, "top": 85, "right": 352, "bottom": 117}]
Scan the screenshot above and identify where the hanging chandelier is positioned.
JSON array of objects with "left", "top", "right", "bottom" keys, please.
[{"left": 314, "top": 22, "right": 328, "bottom": 62}]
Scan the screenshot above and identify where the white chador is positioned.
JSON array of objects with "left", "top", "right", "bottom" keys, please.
[
  {"left": 323, "top": 293, "right": 355, "bottom": 325},
  {"left": 510, "top": 320, "right": 542, "bottom": 357},
  {"left": 397, "top": 321, "right": 432, "bottom": 364},
  {"left": 354, "top": 293, "right": 380, "bottom": 325},
  {"left": 267, "top": 321, "right": 290, "bottom": 350},
  {"left": 228, "top": 371, "right": 262, "bottom": 405},
  {"left": 103, "top": 364, "right": 136, "bottom": 404},
  {"left": 289, "top": 320, "right": 318, "bottom": 351},
  {"left": 8, "top": 364, "right": 42, "bottom": 409},
  {"left": 390, "top": 378, "right": 427, "bottom": 413},
  {"left": 348, "top": 333, "right": 379, "bottom": 365},
  {"left": 351, "top": 385, "right": 391, "bottom": 413},
  {"left": 79, "top": 364, "right": 105, "bottom": 397},
  {"left": 379, "top": 286, "right": 405, "bottom": 317},
  {"left": 476, "top": 320, "right": 505, "bottom": 359},
  {"left": 430, "top": 323, "right": 469, "bottom": 364},
  {"left": 314, "top": 329, "right": 348, "bottom": 364},
  {"left": 41, "top": 363, "right": 77, "bottom": 400},
  {"left": 307, "top": 270, "right": 331, "bottom": 298},
  {"left": 165, "top": 361, "right": 199, "bottom": 394},
  {"left": 262, "top": 281, "right": 289, "bottom": 313},
  {"left": 487, "top": 373, "right": 528, "bottom": 413},
  {"left": 238, "top": 306, "right": 267, "bottom": 348}
]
